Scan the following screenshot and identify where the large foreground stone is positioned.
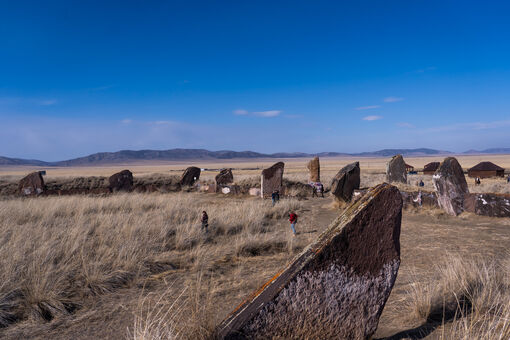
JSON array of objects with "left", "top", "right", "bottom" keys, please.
[
  {"left": 386, "top": 155, "right": 407, "bottom": 184},
  {"left": 217, "top": 183, "right": 402, "bottom": 339},
  {"left": 216, "top": 168, "right": 234, "bottom": 186},
  {"left": 109, "top": 170, "right": 133, "bottom": 192},
  {"left": 330, "top": 161, "right": 360, "bottom": 202},
  {"left": 180, "top": 167, "right": 201, "bottom": 186},
  {"left": 261, "top": 162, "right": 284, "bottom": 198},
  {"left": 433, "top": 157, "right": 469, "bottom": 216},
  {"left": 18, "top": 172, "right": 45, "bottom": 196},
  {"left": 306, "top": 157, "right": 320, "bottom": 183}
]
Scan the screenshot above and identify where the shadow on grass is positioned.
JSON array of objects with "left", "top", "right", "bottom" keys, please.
[{"left": 376, "top": 294, "right": 472, "bottom": 340}]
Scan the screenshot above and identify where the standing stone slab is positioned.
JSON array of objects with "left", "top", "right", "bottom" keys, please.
[
  {"left": 386, "top": 155, "right": 407, "bottom": 184},
  {"left": 109, "top": 170, "right": 133, "bottom": 192},
  {"left": 433, "top": 157, "right": 469, "bottom": 216},
  {"left": 217, "top": 183, "right": 402, "bottom": 339},
  {"left": 330, "top": 161, "right": 360, "bottom": 202},
  {"left": 261, "top": 162, "right": 284, "bottom": 198},
  {"left": 306, "top": 157, "right": 320, "bottom": 183},
  {"left": 18, "top": 172, "right": 45, "bottom": 196},
  {"left": 216, "top": 168, "right": 234, "bottom": 189},
  {"left": 180, "top": 167, "right": 201, "bottom": 186}
]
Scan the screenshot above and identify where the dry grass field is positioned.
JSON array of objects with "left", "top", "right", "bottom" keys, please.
[{"left": 0, "top": 155, "right": 509, "bottom": 339}]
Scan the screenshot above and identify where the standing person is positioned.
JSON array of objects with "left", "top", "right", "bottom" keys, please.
[
  {"left": 318, "top": 183, "right": 324, "bottom": 198},
  {"left": 201, "top": 211, "right": 209, "bottom": 232},
  {"left": 271, "top": 190, "right": 280, "bottom": 206},
  {"left": 507, "top": 175, "right": 510, "bottom": 183},
  {"left": 419, "top": 180, "right": 424, "bottom": 187},
  {"left": 413, "top": 191, "right": 422, "bottom": 207},
  {"left": 288, "top": 211, "right": 298, "bottom": 235}
]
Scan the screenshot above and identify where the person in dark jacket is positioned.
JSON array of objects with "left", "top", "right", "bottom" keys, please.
[
  {"left": 271, "top": 190, "right": 280, "bottom": 206},
  {"left": 288, "top": 211, "right": 298, "bottom": 235},
  {"left": 201, "top": 211, "right": 209, "bottom": 232}
]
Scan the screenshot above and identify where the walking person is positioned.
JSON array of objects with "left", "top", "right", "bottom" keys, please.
[
  {"left": 507, "top": 174, "right": 510, "bottom": 183},
  {"left": 318, "top": 183, "right": 324, "bottom": 198},
  {"left": 201, "top": 211, "right": 209, "bottom": 232},
  {"left": 288, "top": 211, "right": 298, "bottom": 235}
]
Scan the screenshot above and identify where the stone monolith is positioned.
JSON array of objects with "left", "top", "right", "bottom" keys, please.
[
  {"left": 261, "top": 162, "right": 284, "bottom": 198},
  {"left": 386, "top": 155, "right": 407, "bottom": 184},
  {"left": 180, "top": 167, "right": 201, "bottom": 186},
  {"left": 432, "top": 157, "right": 469, "bottom": 216},
  {"left": 18, "top": 172, "right": 45, "bottom": 196},
  {"left": 216, "top": 168, "right": 234, "bottom": 187},
  {"left": 330, "top": 161, "right": 360, "bottom": 202},
  {"left": 217, "top": 183, "right": 402, "bottom": 339},
  {"left": 108, "top": 170, "right": 133, "bottom": 192},
  {"left": 306, "top": 157, "right": 320, "bottom": 183}
]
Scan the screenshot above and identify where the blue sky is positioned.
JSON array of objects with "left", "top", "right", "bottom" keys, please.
[{"left": 1, "top": 1, "right": 510, "bottom": 161}]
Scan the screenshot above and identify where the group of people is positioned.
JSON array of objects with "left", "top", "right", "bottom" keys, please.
[
  {"left": 311, "top": 182, "right": 324, "bottom": 198},
  {"left": 201, "top": 209, "right": 299, "bottom": 235}
]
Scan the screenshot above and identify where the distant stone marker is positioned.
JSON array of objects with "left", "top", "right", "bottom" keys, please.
[
  {"left": 306, "top": 156, "right": 320, "bottom": 183},
  {"left": 109, "top": 170, "right": 133, "bottom": 192},
  {"left": 386, "top": 154, "right": 407, "bottom": 184},
  {"left": 330, "top": 161, "right": 360, "bottom": 202},
  {"left": 216, "top": 168, "right": 234, "bottom": 188},
  {"left": 433, "top": 157, "right": 469, "bottom": 216},
  {"left": 217, "top": 183, "right": 402, "bottom": 339},
  {"left": 18, "top": 172, "right": 45, "bottom": 196},
  {"left": 180, "top": 167, "right": 201, "bottom": 186},
  {"left": 261, "top": 162, "right": 284, "bottom": 198}
]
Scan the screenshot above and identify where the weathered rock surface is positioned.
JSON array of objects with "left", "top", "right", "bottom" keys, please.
[
  {"left": 18, "top": 172, "right": 45, "bottom": 196},
  {"left": 464, "top": 193, "right": 510, "bottom": 218},
  {"left": 216, "top": 168, "right": 234, "bottom": 186},
  {"left": 330, "top": 161, "right": 360, "bottom": 202},
  {"left": 306, "top": 157, "right": 320, "bottom": 183},
  {"left": 217, "top": 183, "right": 402, "bottom": 339},
  {"left": 180, "top": 167, "right": 201, "bottom": 186},
  {"left": 249, "top": 188, "right": 261, "bottom": 196},
  {"left": 108, "top": 170, "right": 133, "bottom": 192},
  {"left": 261, "top": 162, "right": 284, "bottom": 198},
  {"left": 386, "top": 155, "right": 407, "bottom": 184},
  {"left": 433, "top": 157, "right": 469, "bottom": 216}
]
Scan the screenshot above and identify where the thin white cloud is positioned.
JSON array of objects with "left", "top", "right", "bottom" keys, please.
[
  {"left": 384, "top": 97, "right": 404, "bottom": 103},
  {"left": 363, "top": 115, "right": 383, "bottom": 121},
  {"left": 253, "top": 110, "right": 281, "bottom": 117},
  {"left": 397, "top": 122, "right": 415, "bottom": 128},
  {"left": 427, "top": 120, "right": 510, "bottom": 132},
  {"left": 355, "top": 105, "right": 380, "bottom": 110},
  {"left": 121, "top": 119, "right": 132, "bottom": 124},
  {"left": 38, "top": 99, "right": 57, "bottom": 106},
  {"left": 90, "top": 85, "right": 114, "bottom": 91},
  {"left": 151, "top": 120, "right": 177, "bottom": 126},
  {"left": 233, "top": 109, "right": 249, "bottom": 115}
]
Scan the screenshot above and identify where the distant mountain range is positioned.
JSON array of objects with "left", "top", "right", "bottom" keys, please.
[{"left": 0, "top": 147, "right": 508, "bottom": 167}]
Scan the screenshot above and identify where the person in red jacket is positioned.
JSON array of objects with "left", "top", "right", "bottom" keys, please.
[{"left": 288, "top": 211, "right": 298, "bottom": 235}]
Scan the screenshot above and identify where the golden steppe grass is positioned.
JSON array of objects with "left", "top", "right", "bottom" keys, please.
[{"left": 1, "top": 156, "right": 510, "bottom": 339}]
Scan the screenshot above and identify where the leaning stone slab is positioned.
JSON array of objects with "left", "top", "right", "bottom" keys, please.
[
  {"left": 216, "top": 183, "right": 402, "bottom": 339},
  {"left": 180, "top": 167, "right": 201, "bottom": 186},
  {"left": 261, "top": 162, "right": 284, "bottom": 198},
  {"left": 433, "top": 157, "right": 469, "bottom": 216},
  {"left": 18, "top": 172, "right": 45, "bottom": 196},
  {"left": 386, "top": 155, "right": 407, "bottom": 184},
  {"left": 331, "top": 161, "right": 360, "bottom": 202},
  {"left": 306, "top": 156, "right": 320, "bottom": 183},
  {"left": 109, "top": 170, "right": 133, "bottom": 192}
]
